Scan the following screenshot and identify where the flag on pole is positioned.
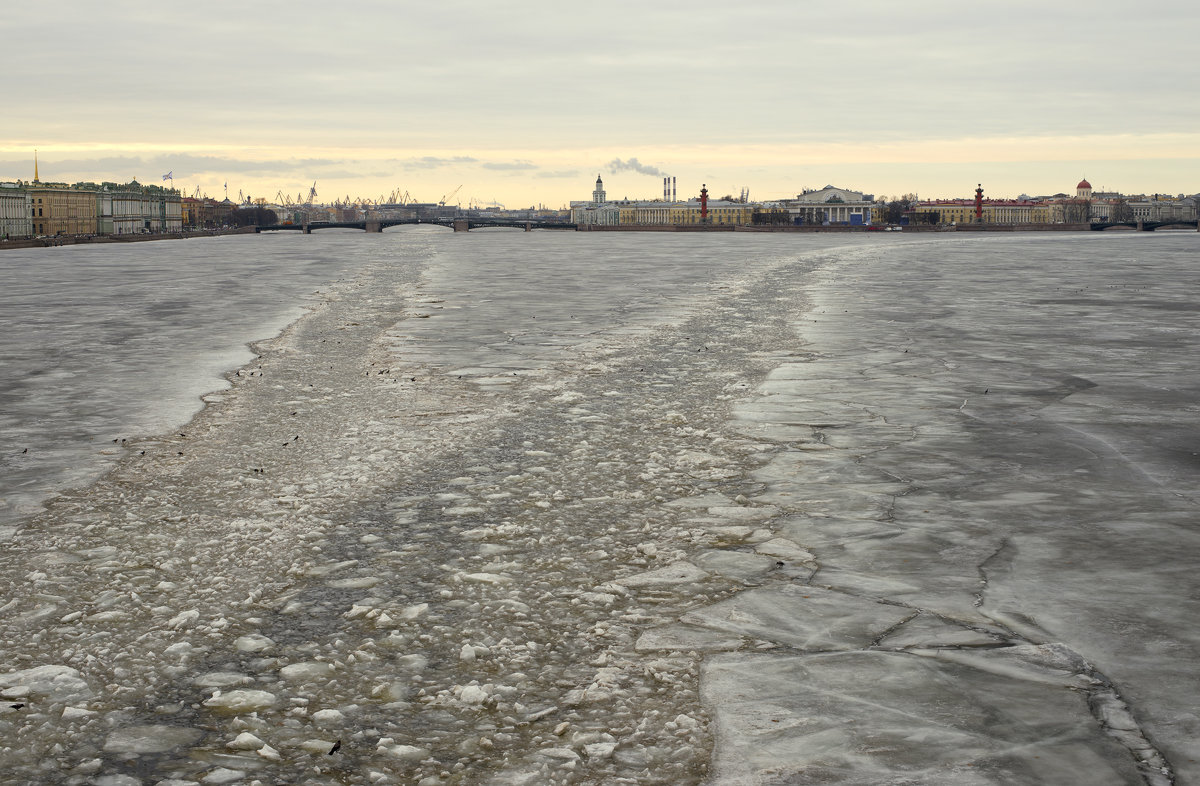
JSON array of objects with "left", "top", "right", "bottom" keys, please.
[{"left": 162, "top": 172, "right": 172, "bottom": 181}]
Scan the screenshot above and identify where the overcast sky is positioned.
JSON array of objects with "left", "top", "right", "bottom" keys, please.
[{"left": 3, "top": 1, "right": 1197, "bottom": 207}]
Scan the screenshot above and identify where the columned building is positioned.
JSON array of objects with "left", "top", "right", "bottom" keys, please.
[
  {"left": 0, "top": 182, "right": 32, "bottom": 239},
  {"left": 774, "top": 185, "right": 875, "bottom": 226},
  {"left": 1127, "top": 195, "right": 1197, "bottom": 222},
  {"left": 571, "top": 176, "right": 753, "bottom": 226},
  {"left": 570, "top": 174, "right": 618, "bottom": 225},
  {"left": 912, "top": 198, "right": 1048, "bottom": 225}
]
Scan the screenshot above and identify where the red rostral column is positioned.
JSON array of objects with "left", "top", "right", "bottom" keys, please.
[
  {"left": 974, "top": 184, "right": 984, "bottom": 221},
  {"left": 700, "top": 184, "right": 709, "bottom": 222}
]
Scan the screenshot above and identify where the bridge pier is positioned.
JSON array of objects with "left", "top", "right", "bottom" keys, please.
[
  {"left": 524, "top": 222, "right": 532, "bottom": 232},
  {"left": 1137, "top": 220, "right": 1145, "bottom": 231},
  {"left": 452, "top": 219, "right": 470, "bottom": 232},
  {"left": 365, "top": 221, "right": 381, "bottom": 233},
  {"left": 302, "top": 223, "right": 311, "bottom": 234}
]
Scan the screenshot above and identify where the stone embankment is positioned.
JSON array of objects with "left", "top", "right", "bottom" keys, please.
[{"left": 0, "top": 226, "right": 256, "bottom": 251}]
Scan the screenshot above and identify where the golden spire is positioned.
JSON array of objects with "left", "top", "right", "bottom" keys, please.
[{"left": 33, "top": 149, "right": 39, "bottom": 183}]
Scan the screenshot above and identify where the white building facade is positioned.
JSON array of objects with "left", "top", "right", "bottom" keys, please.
[
  {"left": 104, "top": 184, "right": 184, "bottom": 234},
  {"left": 774, "top": 185, "right": 875, "bottom": 226},
  {"left": 1128, "top": 195, "right": 1197, "bottom": 222},
  {"left": 570, "top": 174, "right": 620, "bottom": 225},
  {"left": 0, "top": 182, "right": 32, "bottom": 239}
]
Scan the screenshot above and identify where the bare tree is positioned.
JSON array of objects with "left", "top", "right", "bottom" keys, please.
[
  {"left": 752, "top": 209, "right": 793, "bottom": 226},
  {"left": 1111, "top": 199, "right": 1134, "bottom": 223},
  {"left": 230, "top": 206, "right": 278, "bottom": 227},
  {"left": 882, "top": 198, "right": 913, "bottom": 224},
  {"left": 1058, "top": 200, "right": 1091, "bottom": 223}
]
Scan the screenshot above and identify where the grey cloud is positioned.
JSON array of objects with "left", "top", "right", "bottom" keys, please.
[
  {"left": 399, "top": 156, "right": 479, "bottom": 170},
  {"left": 607, "top": 157, "right": 665, "bottom": 177},
  {"left": 1, "top": 153, "right": 346, "bottom": 181},
  {"left": 482, "top": 161, "right": 537, "bottom": 171},
  {"left": 534, "top": 170, "right": 580, "bottom": 179}
]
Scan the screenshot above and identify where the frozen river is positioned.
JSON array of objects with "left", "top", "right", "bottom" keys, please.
[{"left": 0, "top": 229, "right": 1198, "bottom": 784}]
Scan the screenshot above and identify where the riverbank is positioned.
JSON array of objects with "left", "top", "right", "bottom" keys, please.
[
  {"left": 6, "top": 223, "right": 1157, "bottom": 246},
  {"left": 0, "top": 226, "right": 256, "bottom": 251}
]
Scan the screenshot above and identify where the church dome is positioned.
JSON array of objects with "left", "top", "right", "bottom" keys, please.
[{"left": 1077, "top": 179, "right": 1091, "bottom": 190}]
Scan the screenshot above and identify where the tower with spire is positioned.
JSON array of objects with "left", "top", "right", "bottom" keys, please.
[
  {"left": 33, "top": 149, "right": 40, "bottom": 183},
  {"left": 592, "top": 174, "right": 606, "bottom": 204}
]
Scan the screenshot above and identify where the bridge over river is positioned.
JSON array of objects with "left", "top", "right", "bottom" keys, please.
[
  {"left": 1090, "top": 219, "right": 1199, "bottom": 231},
  {"left": 256, "top": 217, "right": 577, "bottom": 234}
]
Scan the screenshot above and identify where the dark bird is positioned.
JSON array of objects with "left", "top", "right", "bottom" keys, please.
[
  {"left": 22, "top": 448, "right": 28, "bottom": 454},
  {"left": 329, "top": 740, "right": 342, "bottom": 755}
]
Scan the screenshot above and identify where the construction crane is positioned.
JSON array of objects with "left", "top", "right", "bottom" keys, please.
[
  {"left": 439, "top": 184, "right": 463, "bottom": 207},
  {"left": 306, "top": 182, "right": 317, "bottom": 206}
]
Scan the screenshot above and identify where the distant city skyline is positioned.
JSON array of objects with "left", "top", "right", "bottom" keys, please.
[{"left": 3, "top": 2, "right": 1197, "bottom": 208}]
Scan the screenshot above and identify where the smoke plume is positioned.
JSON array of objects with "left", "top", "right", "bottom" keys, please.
[{"left": 606, "top": 157, "right": 665, "bottom": 177}]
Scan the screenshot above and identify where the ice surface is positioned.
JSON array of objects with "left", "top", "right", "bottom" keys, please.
[
  {"left": 0, "top": 235, "right": 377, "bottom": 527},
  {"left": 703, "top": 649, "right": 1143, "bottom": 785},
  {"left": 683, "top": 584, "right": 913, "bottom": 651},
  {"left": 1, "top": 231, "right": 1198, "bottom": 783}
]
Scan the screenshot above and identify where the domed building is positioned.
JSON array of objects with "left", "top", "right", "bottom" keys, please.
[{"left": 1076, "top": 179, "right": 1093, "bottom": 199}]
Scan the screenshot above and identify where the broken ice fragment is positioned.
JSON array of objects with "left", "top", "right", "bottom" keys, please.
[
  {"left": 279, "top": 661, "right": 335, "bottom": 681},
  {"left": 614, "top": 561, "right": 709, "bottom": 588},
  {"left": 103, "top": 724, "right": 203, "bottom": 754},
  {"left": 203, "top": 689, "right": 278, "bottom": 714},
  {"left": 227, "top": 732, "right": 265, "bottom": 750}
]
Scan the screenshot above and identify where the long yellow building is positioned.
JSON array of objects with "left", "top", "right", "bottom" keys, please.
[
  {"left": 578, "top": 198, "right": 753, "bottom": 226},
  {"left": 26, "top": 183, "right": 99, "bottom": 236},
  {"left": 914, "top": 199, "right": 1048, "bottom": 225}
]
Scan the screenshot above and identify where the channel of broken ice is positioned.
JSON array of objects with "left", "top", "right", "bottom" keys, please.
[{"left": 0, "top": 233, "right": 856, "bottom": 784}]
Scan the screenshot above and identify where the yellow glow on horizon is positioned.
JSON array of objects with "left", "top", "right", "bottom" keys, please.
[
  {"left": 3, "top": 131, "right": 1196, "bottom": 206},
  {"left": 4, "top": 130, "right": 1198, "bottom": 165}
]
